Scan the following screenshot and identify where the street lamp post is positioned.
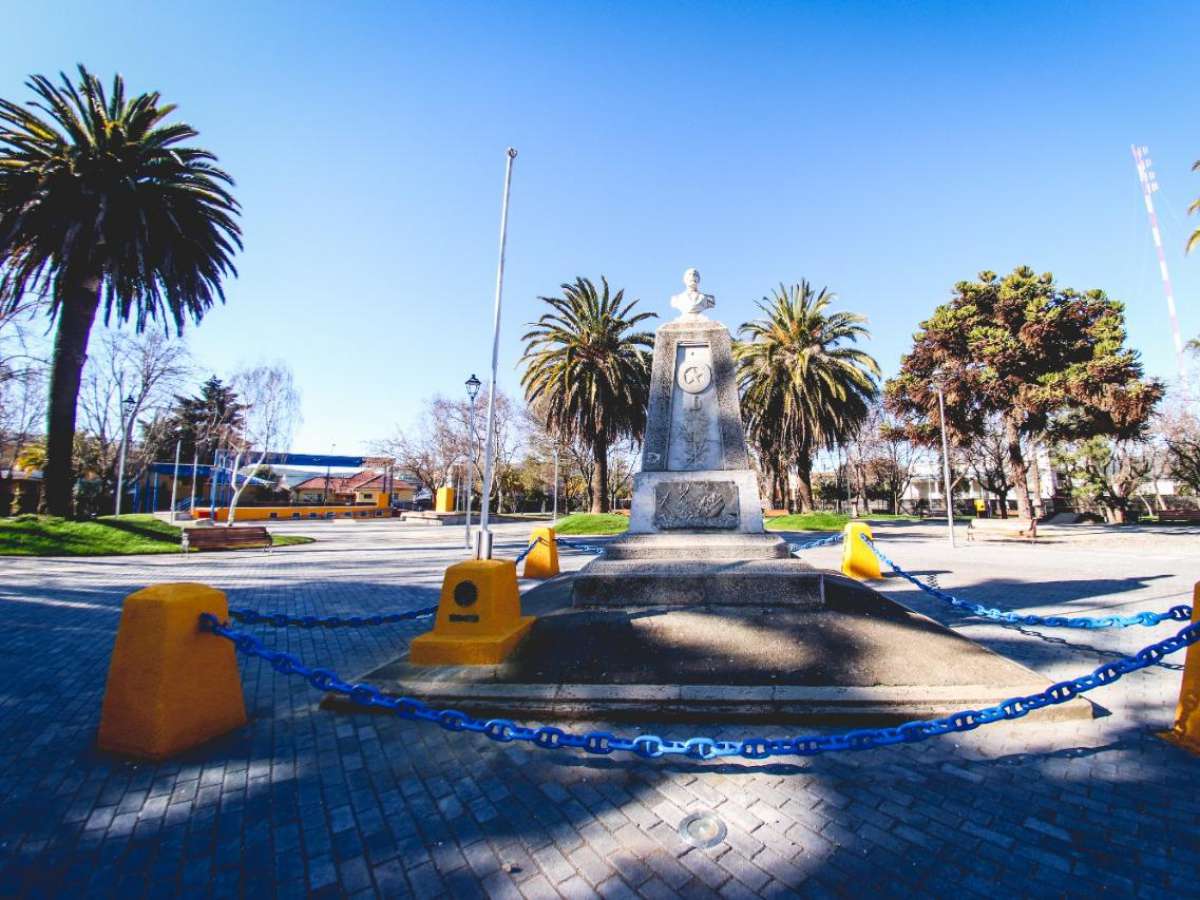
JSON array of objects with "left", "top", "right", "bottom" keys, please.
[
  {"left": 932, "top": 371, "right": 956, "bottom": 548},
  {"left": 114, "top": 394, "right": 136, "bottom": 516},
  {"left": 465, "top": 373, "right": 481, "bottom": 552},
  {"left": 552, "top": 444, "right": 559, "bottom": 521},
  {"left": 476, "top": 147, "right": 518, "bottom": 560}
]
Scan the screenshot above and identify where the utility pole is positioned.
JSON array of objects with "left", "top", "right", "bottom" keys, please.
[{"left": 1132, "top": 145, "right": 1187, "bottom": 382}]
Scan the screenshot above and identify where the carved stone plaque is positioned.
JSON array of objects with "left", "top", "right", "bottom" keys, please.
[
  {"left": 667, "top": 342, "right": 723, "bottom": 471},
  {"left": 654, "top": 481, "right": 739, "bottom": 530}
]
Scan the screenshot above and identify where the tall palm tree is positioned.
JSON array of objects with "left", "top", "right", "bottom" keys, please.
[
  {"left": 1189, "top": 158, "right": 1200, "bottom": 254},
  {"left": 0, "top": 66, "right": 241, "bottom": 516},
  {"left": 521, "top": 276, "right": 655, "bottom": 513},
  {"left": 736, "top": 281, "right": 880, "bottom": 512}
]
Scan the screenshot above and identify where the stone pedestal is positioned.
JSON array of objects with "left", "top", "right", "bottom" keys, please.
[{"left": 572, "top": 313, "right": 816, "bottom": 608}]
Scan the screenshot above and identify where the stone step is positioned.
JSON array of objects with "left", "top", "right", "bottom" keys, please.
[
  {"left": 571, "top": 558, "right": 824, "bottom": 608},
  {"left": 600, "top": 532, "right": 790, "bottom": 561}
]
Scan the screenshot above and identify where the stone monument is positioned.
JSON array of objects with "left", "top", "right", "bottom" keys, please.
[{"left": 571, "top": 269, "right": 821, "bottom": 609}]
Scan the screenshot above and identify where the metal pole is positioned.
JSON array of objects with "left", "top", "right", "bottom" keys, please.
[
  {"left": 476, "top": 147, "right": 517, "bottom": 560},
  {"left": 169, "top": 440, "right": 181, "bottom": 520},
  {"left": 114, "top": 413, "right": 130, "bottom": 516},
  {"left": 189, "top": 449, "right": 198, "bottom": 516},
  {"left": 936, "top": 385, "right": 956, "bottom": 548},
  {"left": 466, "top": 403, "right": 475, "bottom": 550},
  {"left": 462, "top": 463, "right": 471, "bottom": 550},
  {"left": 552, "top": 445, "right": 559, "bottom": 521}
]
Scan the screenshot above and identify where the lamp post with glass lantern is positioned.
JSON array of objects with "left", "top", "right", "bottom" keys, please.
[{"left": 114, "top": 394, "right": 136, "bottom": 516}]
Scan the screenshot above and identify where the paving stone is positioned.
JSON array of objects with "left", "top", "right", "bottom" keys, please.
[{"left": 1, "top": 521, "right": 1198, "bottom": 898}]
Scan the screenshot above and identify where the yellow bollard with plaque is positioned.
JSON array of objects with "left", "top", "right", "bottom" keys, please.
[
  {"left": 522, "top": 527, "right": 560, "bottom": 580},
  {"left": 1162, "top": 583, "right": 1200, "bottom": 755},
  {"left": 435, "top": 486, "right": 456, "bottom": 513},
  {"left": 409, "top": 560, "right": 535, "bottom": 665},
  {"left": 840, "top": 522, "right": 882, "bottom": 580}
]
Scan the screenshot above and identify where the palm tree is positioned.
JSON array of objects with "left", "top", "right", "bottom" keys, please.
[
  {"left": 736, "top": 281, "right": 880, "bottom": 512},
  {"left": 1189, "top": 158, "right": 1200, "bottom": 254},
  {"left": 0, "top": 66, "right": 241, "bottom": 516},
  {"left": 521, "top": 277, "right": 655, "bottom": 513}
]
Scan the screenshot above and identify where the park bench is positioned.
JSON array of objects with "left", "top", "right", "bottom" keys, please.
[
  {"left": 763, "top": 508, "right": 789, "bottom": 518},
  {"left": 182, "top": 526, "right": 272, "bottom": 552},
  {"left": 1157, "top": 508, "right": 1200, "bottom": 524}
]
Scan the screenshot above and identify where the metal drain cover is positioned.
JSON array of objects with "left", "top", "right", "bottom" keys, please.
[{"left": 678, "top": 810, "right": 727, "bottom": 849}]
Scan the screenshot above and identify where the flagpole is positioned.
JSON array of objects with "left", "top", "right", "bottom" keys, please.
[{"left": 475, "top": 147, "right": 518, "bottom": 560}]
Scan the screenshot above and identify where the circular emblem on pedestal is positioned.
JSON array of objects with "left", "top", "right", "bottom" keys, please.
[{"left": 678, "top": 362, "right": 713, "bottom": 394}]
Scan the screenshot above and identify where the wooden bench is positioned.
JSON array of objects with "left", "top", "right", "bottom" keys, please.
[
  {"left": 1157, "top": 509, "right": 1200, "bottom": 524},
  {"left": 182, "top": 526, "right": 272, "bottom": 552},
  {"left": 763, "top": 508, "right": 790, "bottom": 518}
]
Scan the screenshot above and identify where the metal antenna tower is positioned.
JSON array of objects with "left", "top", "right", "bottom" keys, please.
[{"left": 1131, "top": 144, "right": 1187, "bottom": 381}]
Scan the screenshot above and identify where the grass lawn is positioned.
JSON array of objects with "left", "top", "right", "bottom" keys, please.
[
  {"left": 553, "top": 513, "right": 630, "bottom": 535},
  {"left": 0, "top": 514, "right": 314, "bottom": 556},
  {"left": 765, "top": 511, "right": 925, "bottom": 532}
]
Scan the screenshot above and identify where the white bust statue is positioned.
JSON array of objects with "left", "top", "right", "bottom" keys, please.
[{"left": 670, "top": 268, "right": 716, "bottom": 320}]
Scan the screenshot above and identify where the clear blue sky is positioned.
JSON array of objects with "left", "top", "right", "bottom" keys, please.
[{"left": 4, "top": 1, "right": 1198, "bottom": 454}]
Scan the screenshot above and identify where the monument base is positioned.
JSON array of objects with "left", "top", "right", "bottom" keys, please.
[
  {"left": 571, "top": 530, "right": 814, "bottom": 608},
  {"left": 333, "top": 575, "right": 1095, "bottom": 725}
]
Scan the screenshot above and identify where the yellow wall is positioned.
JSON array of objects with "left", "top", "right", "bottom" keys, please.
[{"left": 198, "top": 504, "right": 395, "bottom": 522}]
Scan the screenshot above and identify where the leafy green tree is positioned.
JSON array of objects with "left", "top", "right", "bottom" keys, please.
[
  {"left": 887, "top": 267, "right": 1162, "bottom": 525},
  {"left": 0, "top": 66, "right": 241, "bottom": 515},
  {"left": 1054, "top": 437, "right": 1152, "bottom": 523},
  {"left": 521, "top": 277, "right": 655, "bottom": 513},
  {"left": 161, "top": 376, "right": 245, "bottom": 464},
  {"left": 736, "top": 282, "right": 880, "bottom": 512}
]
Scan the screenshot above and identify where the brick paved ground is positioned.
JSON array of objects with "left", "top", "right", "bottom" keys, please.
[{"left": 1, "top": 519, "right": 1199, "bottom": 898}]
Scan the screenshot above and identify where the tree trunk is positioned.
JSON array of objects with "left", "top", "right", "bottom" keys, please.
[
  {"left": 590, "top": 433, "right": 609, "bottom": 514},
  {"left": 795, "top": 453, "right": 815, "bottom": 513},
  {"left": 1003, "top": 415, "right": 1036, "bottom": 535},
  {"left": 42, "top": 279, "right": 102, "bottom": 517},
  {"left": 1027, "top": 438, "right": 1045, "bottom": 517}
]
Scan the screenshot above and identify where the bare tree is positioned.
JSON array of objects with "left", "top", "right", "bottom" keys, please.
[
  {"left": 226, "top": 363, "right": 301, "bottom": 525},
  {"left": 376, "top": 385, "right": 527, "bottom": 512},
  {"left": 0, "top": 300, "right": 46, "bottom": 514},
  {"left": 846, "top": 402, "right": 926, "bottom": 515},
  {"left": 963, "top": 415, "right": 1014, "bottom": 517},
  {"left": 76, "top": 331, "right": 192, "bottom": 503}
]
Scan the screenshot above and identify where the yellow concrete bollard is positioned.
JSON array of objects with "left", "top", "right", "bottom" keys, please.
[
  {"left": 522, "top": 527, "right": 560, "bottom": 580},
  {"left": 1163, "top": 583, "right": 1200, "bottom": 755},
  {"left": 409, "top": 560, "right": 536, "bottom": 665},
  {"left": 435, "top": 486, "right": 456, "bottom": 513},
  {"left": 98, "top": 583, "right": 247, "bottom": 760},
  {"left": 840, "top": 522, "right": 882, "bottom": 580}
]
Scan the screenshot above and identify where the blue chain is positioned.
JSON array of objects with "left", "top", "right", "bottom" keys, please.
[
  {"left": 514, "top": 538, "right": 542, "bottom": 564},
  {"left": 788, "top": 532, "right": 843, "bottom": 553},
  {"left": 228, "top": 605, "right": 437, "bottom": 628},
  {"left": 556, "top": 537, "right": 607, "bottom": 555},
  {"left": 199, "top": 610, "right": 1199, "bottom": 760},
  {"left": 861, "top": 534, "right": 1193, "bottom": 629}
]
